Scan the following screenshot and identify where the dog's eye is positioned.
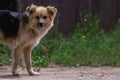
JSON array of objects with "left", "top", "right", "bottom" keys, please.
[
  {"left": 35, "top": 16, "right": 40, "bottom": 19},
  {"left": 43, "top": 16, "right": 48, "bottom": 19}
]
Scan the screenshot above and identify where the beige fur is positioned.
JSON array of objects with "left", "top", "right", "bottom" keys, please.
[{"left": 0, "top": 4, "right": 57, "bottom": 76}]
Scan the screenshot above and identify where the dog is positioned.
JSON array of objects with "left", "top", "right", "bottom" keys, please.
[{"left": 0, "top": 4, "right": 57, "bottom": 76}]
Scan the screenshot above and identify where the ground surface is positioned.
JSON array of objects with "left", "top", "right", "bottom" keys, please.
[{"left": 0, "top": 66, "right": 120, "bottom": 80}]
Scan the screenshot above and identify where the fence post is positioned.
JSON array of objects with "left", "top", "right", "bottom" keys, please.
[
  {"left": 75, "top": 0, "right": 89, "bottom": 23},
  {"left": 92, "top": 0, "right": 100, "bottom": 16},
  {"left": 116, "top": 0, "right": 120, "bottom": 20},
  {"left": 99, "top": 0, "right": 116, "bottom": 31},
  {"left": 58, "top": 0, "right": 75, "bottom": 35}
]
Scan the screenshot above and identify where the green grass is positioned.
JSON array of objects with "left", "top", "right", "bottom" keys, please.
[
  {"left": 0, "top": 16, "right": 120, "bottom": 67},
  {"left": 0, "top": 44, "right": 11, "bottom": 66},
  {"left": 31, "top": 19, "right": 120, "bottom": 67}
]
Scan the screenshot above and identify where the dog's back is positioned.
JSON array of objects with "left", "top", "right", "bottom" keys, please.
[{"left": 0, "top": 10, "right": 20, "bottom": 38}]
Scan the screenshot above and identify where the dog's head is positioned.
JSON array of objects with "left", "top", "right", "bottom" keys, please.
[{"left": 23, "top": 4, "right": 57, "bottom": 33}]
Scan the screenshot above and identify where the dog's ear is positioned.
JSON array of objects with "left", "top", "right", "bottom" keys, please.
[
  {"left": 47, "top": 6, "right": 57, "bottom": 17},
  {"left": 21, "top": 11, "right": 29, "bottom": 23},
  {"left": 26, "top": 4, "right": 37, "bottom": 14}
]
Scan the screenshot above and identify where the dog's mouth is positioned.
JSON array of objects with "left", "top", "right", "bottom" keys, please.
[{"left": 37, "top": 22, "right": 45, "bottom": 27}]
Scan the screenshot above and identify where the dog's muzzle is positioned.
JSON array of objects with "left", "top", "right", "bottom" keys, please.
[{"left": 37, "top": 22, "right": 45, "bottom": 27}]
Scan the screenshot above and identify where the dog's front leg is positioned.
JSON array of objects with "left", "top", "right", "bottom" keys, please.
[
  {"left": 12, "top": 47, "right": 21, "bottom": 76},
  {"left": 23, "top": 45, "right": 39, "bottom": 76}
]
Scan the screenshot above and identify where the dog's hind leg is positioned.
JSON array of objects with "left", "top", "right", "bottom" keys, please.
[
  {"left": 23, "top": 45, "right": 39, "bottom": 76},
  {"left": 12, "top": 46, "right": 21, "bottom": 76}
]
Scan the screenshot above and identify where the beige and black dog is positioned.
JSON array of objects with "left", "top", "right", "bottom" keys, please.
[{"left": 0, "top": 4, "right": 57, "bottom": 76}]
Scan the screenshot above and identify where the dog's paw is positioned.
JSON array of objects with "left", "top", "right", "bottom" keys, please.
[
  {"left": 12, "top": 70, "right": 20, "bottom": 76},
  {"left": 28, "top": 70, "right": 40, "bottom": 76}
]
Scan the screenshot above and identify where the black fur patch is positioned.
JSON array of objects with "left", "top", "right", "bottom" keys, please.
[{"left": 0, "top": 10, "right": 20, "bottom": 38}]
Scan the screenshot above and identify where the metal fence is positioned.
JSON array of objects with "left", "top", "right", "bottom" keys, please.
[{"left": 0, "top": 0, "right": 119, "bottom": 35}]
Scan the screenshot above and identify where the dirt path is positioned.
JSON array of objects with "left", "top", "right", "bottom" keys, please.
[{"left": 0, "top": 66, "right": 120, "bottom": 80}]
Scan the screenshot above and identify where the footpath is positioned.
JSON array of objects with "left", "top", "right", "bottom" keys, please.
[{"left": 0, "top": 66, "right": 120, "bottom": 80}]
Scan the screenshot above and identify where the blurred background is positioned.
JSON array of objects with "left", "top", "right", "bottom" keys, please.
[
  {"left": 0, "top": 0, "right": 120, "bottom": 67},
  {"left": 0, "top": 0, "right": 120, "bottom": 35}
]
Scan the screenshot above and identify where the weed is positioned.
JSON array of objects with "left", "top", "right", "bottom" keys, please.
[{"left": 0, "top": 16, "right": 120, "bottom": 67}]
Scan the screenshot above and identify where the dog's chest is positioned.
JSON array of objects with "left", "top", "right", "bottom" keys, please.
[
  {"left": 34, "top": 28, "right": 50, "bottom": 47},
  {"left": 14, "top": 26, "right": 51, "bottom": 48}
]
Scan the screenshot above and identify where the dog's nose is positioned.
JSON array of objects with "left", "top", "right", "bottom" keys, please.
[{"left": 37, "top": 22, "right": 45, "bottom": 27}]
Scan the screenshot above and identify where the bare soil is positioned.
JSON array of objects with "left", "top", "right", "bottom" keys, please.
[{"left": 0, "top": 66, "right": 120, "bottom": 80}]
